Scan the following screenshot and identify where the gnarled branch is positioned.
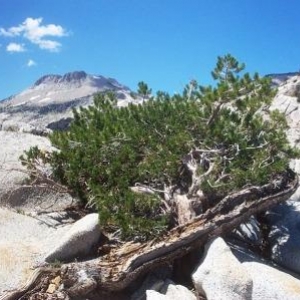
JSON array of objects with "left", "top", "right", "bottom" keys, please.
[{"left": 4, "top": 170, "right": 297, "bottom": 300}]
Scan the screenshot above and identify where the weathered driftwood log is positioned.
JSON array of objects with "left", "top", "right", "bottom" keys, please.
[{"left": 2, "top": 169, "right": 298, "bottom": 300}]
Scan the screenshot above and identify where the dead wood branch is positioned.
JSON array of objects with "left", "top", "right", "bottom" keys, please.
[{"left": 3, "top": 169, "right": 298, "bottom": 300}]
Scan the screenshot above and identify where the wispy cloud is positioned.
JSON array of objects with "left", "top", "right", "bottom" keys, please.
[
  {"left": 0, "top": 26, "right": 23, "bottom": 37},
  {"left": 6, "top": 42, "right": 26, "bottom": 52},
  {"left": 27, "top": 59, "right": 36, "bottom": 67},
  {"left": 0, "top": 17, "right": 68, "bottom": 52},
  {"left": 37, "top": 39, "right": 61, "bottom": 51}
]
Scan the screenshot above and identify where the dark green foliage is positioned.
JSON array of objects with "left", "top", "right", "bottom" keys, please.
[
  {"left": 47, "top": 92, "right": 205, "bottom": 239},
  {"left": 137, "top": 81, "right": 152, "bottom": 100},
  {"left": 21, "top": 55, "right": 299, "bottom": 241}
]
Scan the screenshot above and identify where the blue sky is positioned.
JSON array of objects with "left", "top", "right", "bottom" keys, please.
[{"left": 0, "top": 0, "right": 299, "bottom": 100}]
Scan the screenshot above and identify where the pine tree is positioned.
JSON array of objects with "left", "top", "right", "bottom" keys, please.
[
  {"left": 21, "top": 55, "right": 299, "bottom": 241},
  {"left": 137, "top": 81, "right": 152, "bottom": 100}
]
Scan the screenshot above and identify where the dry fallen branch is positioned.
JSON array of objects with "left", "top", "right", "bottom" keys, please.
[{"left": 3, "top": 169, "right": 298, "bottom": 300}]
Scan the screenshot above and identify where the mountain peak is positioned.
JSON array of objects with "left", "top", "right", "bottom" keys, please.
[
  {"left": 34, "top": 74, "right": 62, "bottom": 86},
  {"left": 61, "top": 71, "right": 88, "bottom": 82},
  {"left": 34, "top": 71, "right": 88, "bottom": 87},
  {"left": 0, "top": 70, "right": 140, "bottom": 133}
]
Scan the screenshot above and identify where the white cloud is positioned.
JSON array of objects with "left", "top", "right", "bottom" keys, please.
[
  {"left": 0, "top": 26, "right": 23, "bottom": 37},
  {"left": 27, "top": 59, "right": 36, "bottom": 67},
  {"left": 22, "top": 18, "right": 66, "bottom": 40},
  {"left": 0, "top": 17, "right": 68, "bottom": 52},
  {"left": 36, "top": 39, "right": 62, "bottom": 52},
  {"left": 6, "top": 42, "right": 26, "bottom": 52}
]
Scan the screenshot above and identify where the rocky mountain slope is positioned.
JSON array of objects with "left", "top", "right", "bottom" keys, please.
[
  {"left": 270, "top": 73, "right": 300, "bottom": 147},
  {"left": 0, "top": 71, "right": 140, "bottom": 134},
  {"left": 266, "top": 71, "right": 299, "bottom": 86}
]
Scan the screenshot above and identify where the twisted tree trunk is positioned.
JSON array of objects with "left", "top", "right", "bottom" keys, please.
[{"left": 2, "top": 169, "right": 298, "bottom": 300}]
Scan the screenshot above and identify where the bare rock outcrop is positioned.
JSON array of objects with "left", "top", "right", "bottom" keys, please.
[
  {"left": 267, "top": 201, "right": 300, "bottom": 274},
  {"left": 44, "top": 213, "right": 101, "bottom": 263},
  {"left": 192, "top": 237, "right": 253, "bottom": 300},
  {"left": 146, "top": 279, "right": 197, "bottom": 300},
  {"left": 193, "top": 237, "right": 300, "bottom": 300},
  {"left": 0, "top": 208, "right": 71, "bottom": 295}
]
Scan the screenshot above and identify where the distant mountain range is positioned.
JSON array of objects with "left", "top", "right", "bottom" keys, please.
[
  {"left": 266, "top": 72, "right": 299, "bottom": 86},
  {"left": 0, "top": 70, "right": 299, "bottom": 135},
  {"left": 0, "top": 71, "right": 141, "bottom": 134}
]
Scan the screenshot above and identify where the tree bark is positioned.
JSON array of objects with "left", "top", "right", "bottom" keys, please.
[{"left": 2, "top": 170, "right": 298, "bottom": 300}]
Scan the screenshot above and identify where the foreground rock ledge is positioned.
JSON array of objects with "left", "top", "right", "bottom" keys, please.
[{"left": 2, "top": 170, "right": 298, "bottom": 300}]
